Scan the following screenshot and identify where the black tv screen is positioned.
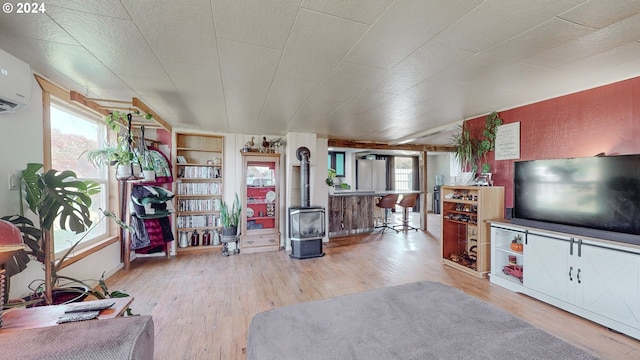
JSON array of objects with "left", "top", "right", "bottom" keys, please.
[{"left": 513, "top": 155, "right": 640, "bottom": 244}]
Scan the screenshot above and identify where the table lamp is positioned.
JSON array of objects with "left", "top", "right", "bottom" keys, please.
[{"left": 0, "top": 219, "right": 26, "bottom": 328}]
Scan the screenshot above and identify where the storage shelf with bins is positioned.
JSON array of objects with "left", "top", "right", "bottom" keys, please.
[
  {"left": 174, "top": 132, "right": 224, "bottom": 253},
  {"left": 490, "top": 223, "right": 526, "bottom": 288},
  {"left": 440, "top": 186, "right": 504, "bottom": 278},
  {"left": 241, "top": 152, "right": 281, "bottom": 254}
]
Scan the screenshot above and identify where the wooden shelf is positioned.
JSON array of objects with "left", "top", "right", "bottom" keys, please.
[
  {"left": 176, "top": 245, "right": 223, "bottom": 254},
  {"left": 440, "top": 186, "right": 504, "bottom": 277},
  {"left": 174, "top": 132, "right": 225, "bottom": 255}
]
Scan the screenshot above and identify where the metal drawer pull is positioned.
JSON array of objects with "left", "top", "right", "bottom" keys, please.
[
  {"left": 569, "top": 266, "right": 573, "bottom": 281},
  {"left": 577, "top": 268, "right": 581, "bottom": 284}
]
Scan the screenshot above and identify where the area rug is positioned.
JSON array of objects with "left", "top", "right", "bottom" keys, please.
[{"left": 247, "top": 281, "right": 598, "bottom": 360}]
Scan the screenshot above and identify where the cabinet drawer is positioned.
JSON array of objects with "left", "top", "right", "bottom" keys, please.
[{"left": 242, "top": 234, "right": 279, "bottom": 248}]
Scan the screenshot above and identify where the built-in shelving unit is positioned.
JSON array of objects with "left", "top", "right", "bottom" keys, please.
[
  {"left": 174, "top": 132, "right": 224, "bottom": 254},
  {"left": 440, "top": 186, "right": 504, "bottom": 277}
]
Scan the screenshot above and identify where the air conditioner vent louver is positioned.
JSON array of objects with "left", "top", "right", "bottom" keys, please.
[{"left": 0, "top": 48, "right": 32, "bottom": 113}]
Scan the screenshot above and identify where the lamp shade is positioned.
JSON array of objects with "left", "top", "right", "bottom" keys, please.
[{"left": 0, "top": 220, "right": 25, "bottom": 263}]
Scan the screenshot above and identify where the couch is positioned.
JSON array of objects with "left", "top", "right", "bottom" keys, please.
[{"left": 0, "top": 315, "right": 154, "bottom": 360}]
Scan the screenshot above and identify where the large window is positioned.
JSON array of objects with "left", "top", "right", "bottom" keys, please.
[
  {"left": 49, "top": 100, "right": 109, "bottom": 255},
  {"left": 394, "top": 156, "right": 414, "bottom": 190},
  {"left": 328, "top": 151, "right": 345, "bottom": 177}
]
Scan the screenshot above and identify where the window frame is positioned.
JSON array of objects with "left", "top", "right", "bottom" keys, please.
[
  {"left": 49, "top": 99, "right": 111, "bottom": 256},
  {"left": 328, "top": 151, "right": 346, "bottom": 177},
  {"left": 37, "top": 77, "right": 120, "bottom": 268}
]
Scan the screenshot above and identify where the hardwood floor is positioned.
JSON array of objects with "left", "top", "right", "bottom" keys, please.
[{"left": 106, "top": 213, "right": 640, "bottom": 359}]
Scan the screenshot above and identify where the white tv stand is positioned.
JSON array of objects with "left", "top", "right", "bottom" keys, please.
[{"left": 490, "top": 220, "right": 640, "bottom": 340}]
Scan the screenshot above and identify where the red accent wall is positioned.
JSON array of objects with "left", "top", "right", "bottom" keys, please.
[{"left": 465, "top": 75, "right": 640, "bottom": 208}]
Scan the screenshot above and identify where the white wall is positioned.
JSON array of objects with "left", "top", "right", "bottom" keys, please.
[
  {"left": 284, "top": 132, "right": 329, "bottom": 248},
  {"left": 426, "top": 152, "right": 454, "bottom": 211},
  {"left": 1, "top": 77, "right": 44, "bottom": 299}
]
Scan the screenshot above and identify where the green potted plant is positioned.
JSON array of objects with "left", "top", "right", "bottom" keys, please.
[
  {"left": 2, "top": 163, "right": 131, "bottom": 306},
  {"left": 450, "top": 112, "right": 503, "bottom": 184},
  {"left": 85, "top": 111, "right": 140, "bottom": 179},
  {"left": 141, "top": 151, "right": 156, "bottom": 181},
  {"left": 326, "top": 168, "right": 337, "bottom": 186},
  {"left": 450, "top": 125, "right": 481, "bottom": 184},
  {"left": 220, "top": 193, "right": 241, "bottom": 237}
]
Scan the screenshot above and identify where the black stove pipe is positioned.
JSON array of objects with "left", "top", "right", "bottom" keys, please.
[{"left": 296, "top": 146, "right": 311, "bottom": 208}]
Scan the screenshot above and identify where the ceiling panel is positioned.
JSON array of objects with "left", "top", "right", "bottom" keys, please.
[
  {"left": 46, "top": 0, "right": 131, "bottom": 19},
  {"left": 276, "top": 9, "right": 368, "bottom": 82},
  {"left": 218, "top": 39, "right": 282, "bottom": 94},
  {"left": 458, "top": 18, "right": 595, "bottom": 83},
  {"left": 224, "top": 89, "right": 267, "bottom": 132},
  {"left": 301, "top": 0, "right": 392, "bottom": 25},
  {"left": 259, "top": 76, "right": 319, "bottom": 128},
  {"left": 212, "top": 0, "right": 300, "bottom": 49},
  {"left": 311, "top": 62, "right": 387, "bottom": 102},
  {"left": 122, "top": 0, "right": 219, "bottom": 65},
  {"left": 434, "top": 0, "right": 586, "bottom": 52},
  {"left": 46, "top": 6, "right": 165, "bottom": 79},
  {"left": 524, "top": 12, "right": 640, "bottom": 68},
  {"left": 0, "top": 10, "right": 78, "bottom": 45},
  {"left": 558, "top": 0, "right": 640, "bottom": 29},
  {"left": 374, "top": 40, "right": 475, "bottom": 95},
  {"left": 344, "top": 0, "right": 483, "bottom": 69}
]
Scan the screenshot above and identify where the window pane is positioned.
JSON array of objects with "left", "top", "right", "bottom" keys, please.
[
  {"left": 50, "top": 106, "right": 103, "bottom": 179},
  {"left": 50, "top": 102, "right": 109, "bottom": 255},
  {"left": 335, "top": 153, "right": 345, "bottom": 176},
  {"left": 53, "top": 185, "right": 108, "bottom": 254},
  {"left": 394, "top": 157, "right": 413, "bottom": 190}
]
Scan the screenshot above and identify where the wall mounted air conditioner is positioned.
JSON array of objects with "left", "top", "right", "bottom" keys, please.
[{"left": 0, "top": 48, "right": 32, "bottom": 113}]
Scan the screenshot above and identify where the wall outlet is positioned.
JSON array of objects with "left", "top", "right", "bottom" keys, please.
[{"left": 8, "top": 172, "right": 20, "bottom": 191}]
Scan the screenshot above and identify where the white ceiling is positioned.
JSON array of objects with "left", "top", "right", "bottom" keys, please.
[{"left": 2, "top": 0, "right": 640, "bottom": 146}]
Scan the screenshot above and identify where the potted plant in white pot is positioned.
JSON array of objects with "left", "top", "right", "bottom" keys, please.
[
  {"left": 85, "top": 111, "right": 142, "bottom": 180},
  {"left": 450, "top": 125, "right": 480, "bottom": 185},
  {"left": 85, "top": 140, "right": 137, "bottom": 179},
  {"left": 450, "top": 112, "right": 503, "bottom": 185}
]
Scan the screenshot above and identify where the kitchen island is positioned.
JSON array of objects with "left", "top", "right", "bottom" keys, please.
[{"left": 328, "top": 190, "right": 422, "bottom": 238}]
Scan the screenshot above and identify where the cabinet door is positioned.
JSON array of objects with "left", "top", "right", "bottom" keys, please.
[
  {"left": 525, "top": 233, "right": 571, "bottom": 302},
  {"left": 580, "top": 243, "right": 640, "bottom": 328},
  {"left": 244, "top": 157, "right": 278, "bottom": 235}
]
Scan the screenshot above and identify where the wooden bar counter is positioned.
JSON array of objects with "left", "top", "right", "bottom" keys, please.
[
  {"left": 328, "top": 191, "right": 376, "bottom": 238},
  {"left": 328, "top": 190, "right": 422, "bottom": 238}
]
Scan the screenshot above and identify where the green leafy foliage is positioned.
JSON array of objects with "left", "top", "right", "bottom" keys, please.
[
  {"left": 220, "top": 193, "right": 242, "bottom": 228},
  {"left": 3, "top": 163, "right": 130, "bottom": 306},
  {"left": 450, "top": 125, "right": 481, "bottom": 171},
  {"left": 21, "top": 163, "right": 100, "bottom": 233},
  {"left": 451, "top": 112, "right": 503, "bottom": 173}
]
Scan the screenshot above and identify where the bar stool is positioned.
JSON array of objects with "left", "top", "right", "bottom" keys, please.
[
  {"left": 375, "top": 194, "right": 399, "bottom": 233},
  {"left": 394, "top": 193, "right": 420, "bottom": 232}
]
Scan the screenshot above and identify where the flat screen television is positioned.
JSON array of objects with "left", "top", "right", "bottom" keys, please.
[{"left": 513, "top": 154, "right": 640, "bottom": 245}]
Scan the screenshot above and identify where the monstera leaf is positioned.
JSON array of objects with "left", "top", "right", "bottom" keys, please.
[{"left": 21, "top": 163, "right": 101, "bottom": 233}]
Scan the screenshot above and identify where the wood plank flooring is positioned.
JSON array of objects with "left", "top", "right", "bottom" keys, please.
[{"left": 106, "top": 214, "right": 640, "bottom": 359}]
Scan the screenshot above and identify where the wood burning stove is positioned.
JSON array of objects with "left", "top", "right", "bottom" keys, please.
[{"left": 289, "top": 147, "right": 325, "bottom": 259}]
